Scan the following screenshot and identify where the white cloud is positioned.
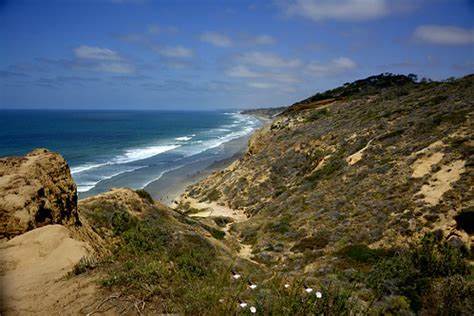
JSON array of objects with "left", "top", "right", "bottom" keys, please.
[
  {"left": 414, "top": 25, "right": 474, "bottom": 45},
  {"left": 239, "top": 51, "right": 301, "bottom": 68},
  {"left": 285, "top": 0, "right": 389, "bottom": 21},
  {"left": 200, "top": 32, "right": 233, "bottom": 47},
  {"left": 226, "top": 65, "right": 261, "bottom": 78},
  {"left": 72, "top": 45, "right": 135, "bottom": 74},
  {"left": 307, "top": 57, "right": 357, "bottom": 76},
  {"left": 154, "top": 45, "right": 194, "bottom": 58},
  {"left": 74, "top": 45, "right": 122, "bottom": 61},
  {"left": 249, "top": 35, "right": 276, "bottom": 45},
  {"left": 248, "top": 82, "right": 276, "bottom": 89}
]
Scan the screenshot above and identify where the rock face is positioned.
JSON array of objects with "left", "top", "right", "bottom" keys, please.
[{"left": 0, "top": 148, "right": 79, "bottom": 238}]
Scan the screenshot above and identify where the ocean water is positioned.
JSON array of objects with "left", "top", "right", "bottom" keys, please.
[{"left": 0, "top": 110, "right": 261, "bottom": 195}]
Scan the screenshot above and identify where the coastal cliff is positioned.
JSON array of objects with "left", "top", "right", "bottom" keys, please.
[
  {"left": 186, "top": 74, "right": 473, "bottom": 269},
  {"left": 180, "top": 74, "right": 473, "bottom": 314},
  {"left": 0, "top": 149, "right": 242, "bottom": 314},
  {"left": 1, "top": 74, "right": 472, "bottom": 315},
  {"left": 0, "top": 148, "right": 79, "bottom": 238}
]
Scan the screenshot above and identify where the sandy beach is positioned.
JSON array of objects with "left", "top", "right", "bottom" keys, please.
[
  {"left": 145, "top": 115, "right": 272, "bottom": 205},
  {"left": 144, "top": 132, "right": 250, "bottom": 205}
]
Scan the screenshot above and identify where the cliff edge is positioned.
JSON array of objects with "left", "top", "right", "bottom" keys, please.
[{"left": 0, "top": 148, "right": 79, "bottom": 239}]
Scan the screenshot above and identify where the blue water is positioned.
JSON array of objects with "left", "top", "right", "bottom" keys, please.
[{"left": 0, "top": 110, "right": 260, "bottom": 194}]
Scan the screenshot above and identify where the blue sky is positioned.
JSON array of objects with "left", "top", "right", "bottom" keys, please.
[{"left": 0, "top": 0, "right": 473, "bottom": 110}]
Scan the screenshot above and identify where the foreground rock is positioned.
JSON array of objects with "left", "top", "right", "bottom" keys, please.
[
  {"left": 0, "top": 149, "right": 105, "bottom": 315},
  {"left": 0, "top": 149, "right": 79, "bottom": 239}
]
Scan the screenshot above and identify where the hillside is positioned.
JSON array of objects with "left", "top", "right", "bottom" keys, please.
[{"left": 182, "top": 73, "right": 474, "bottom": 313}]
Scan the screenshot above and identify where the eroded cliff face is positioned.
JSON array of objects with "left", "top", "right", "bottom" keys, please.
[
  {"left": 0, "top": 148, "right": 79, "bottom": 239},
  {"left": 185, "top": 75, "right": 474, "bottom": 271}
]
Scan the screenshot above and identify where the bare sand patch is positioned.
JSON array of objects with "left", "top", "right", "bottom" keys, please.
[
  {"left": 346, "top": 139, "right": 374, "bottom": 165},
  {"left": 238, "top": 244, "right": 253, "bottom": 260},
  {"left": 178, "top": 196, "right": 263, "bottom": 264},
  {"left": 412, "top": 152, "right": 444, "bottom": 178},
  {"left": 416, "top": 160, "right": 466, "bottom": 206},
  {"left": 0, "top": 224, "right": 98, "bottom": 315},
  {"left": 184, "top": 197, "right": 247, "bottom": 222}
]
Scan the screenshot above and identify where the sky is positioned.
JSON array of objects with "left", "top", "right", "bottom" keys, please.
[{"left": 0, "top": 0, "right": 473, "bottom": 110}]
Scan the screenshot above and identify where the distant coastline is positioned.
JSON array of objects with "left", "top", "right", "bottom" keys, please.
[{"left": 144, "top": 113, "right": 272, "bottom": 205}]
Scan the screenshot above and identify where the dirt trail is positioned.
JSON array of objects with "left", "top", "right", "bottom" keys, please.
[{"left": 179, "top": 197, "right": 259, "bottom": 263}]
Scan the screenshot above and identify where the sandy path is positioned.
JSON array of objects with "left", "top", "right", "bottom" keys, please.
[
  {"left": 180, "top": 197, "right": 259, "bottom": 263},
  {"left": 188, "top": 200, "right": 247, "bottom": 222}
]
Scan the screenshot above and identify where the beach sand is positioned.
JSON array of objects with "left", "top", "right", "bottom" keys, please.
[{"left": 144, "top": 134, "right": 250, "bottom": 206}]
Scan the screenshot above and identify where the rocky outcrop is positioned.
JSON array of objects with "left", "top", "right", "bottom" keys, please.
[{"left": 0, "top": 148, "right": 79, "bottom": 239}]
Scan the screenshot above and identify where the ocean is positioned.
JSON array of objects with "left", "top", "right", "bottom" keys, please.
[{"left": 0, "top": 110, "right": 261, "bottom": 197}]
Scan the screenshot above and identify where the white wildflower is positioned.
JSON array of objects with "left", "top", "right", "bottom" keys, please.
[
  {"left": 239, "top": 302, "right": 248, "bottom": 308},
  {"left": 250, "top": 306, "right": 257, "bottom": 313},
  {"left": 316, "top": 291, "right": 322, "bottom": 298},
  {"left": 284, "top": 283, "right": 290, "bottom": 288}
]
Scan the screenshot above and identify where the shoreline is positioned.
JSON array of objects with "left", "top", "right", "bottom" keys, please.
[
  {"left": 144, "top": 115, "right": 272, "bottom": 206},
  {"left": 144, "top": 132, "right": 249, "bottom": 206}
]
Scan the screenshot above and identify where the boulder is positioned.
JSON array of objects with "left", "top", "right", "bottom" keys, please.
[{"left": 0, "top": 148, "right": 79, "bottom": 238}]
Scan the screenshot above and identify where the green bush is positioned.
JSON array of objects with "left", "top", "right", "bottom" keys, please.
[
  {"left": 267, "top": 215, "right": 292, "bottom": 234},
  {"left": 307, "top": 153, "right": 346, "bottom": 183},
  {"left": 306, "top": 108, "right": 329, "bottom": 122},
  {"left": 206, "top": 189, "right": 221, "bottom": 201},
  {"left": 111, "top": 210, "right": 137, "bottom": 235},
  {"left": 135, "top": 189, "right": 154, "bottom": 204},
  {"left": 367, "top": 231, "right": 470, "bottom": 312},
  {"left": 338, "top": 244, "right": 389, "bottom": 263},
  {"left": 292, "top": 230, "right": 330, "bottom": 252}
]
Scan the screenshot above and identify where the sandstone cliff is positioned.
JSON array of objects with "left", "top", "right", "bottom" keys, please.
[{"left": 0, "top": 148, "right": 79, "bottom": 239}]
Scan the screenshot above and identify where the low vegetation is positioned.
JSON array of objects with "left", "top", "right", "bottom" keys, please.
[
  {"left": 76, "top": 74, "right": 473, "bottom": 314},
  {"left": 182, "top": 73, "right": 473, "bottom": 314}
]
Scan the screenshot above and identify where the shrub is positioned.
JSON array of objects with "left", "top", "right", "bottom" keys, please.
[
  {"left": 420, "top": 275, "right": 474, "bottom": 315},
  {"left": 307, "top": 153, "right": 346, "bottom": 183},
  {"left": 68, "top": 256, "right": 97, "bottom": 277},
  {"left": 306, "top": 108, "right": 329, "bottom": 122},
  {"left": 111, "top": 210, "right": 137, "bottom": 235},
  {"left": 367, "top": 231, "right": 470, "bottom": 312},
  {"left": 338, "top": 244, "right": 389, "bottom": 263},
  {"left": 292, "top": 230, "right": 330, "bottom": 252},
  {"left": 206, "top": 189, "right": 221, "bottom": 201},
  {"left": 455, "top": 208, "right": 474, "bottom": 234},
  {"left": 212, "top": 216, "right": 233, "bottom": 227},
  {"left": 135, "top": 189, "right": 154, "bottom": 204},
  {"left": 267, "top": 215, "right": 292, "bottom": 234}
]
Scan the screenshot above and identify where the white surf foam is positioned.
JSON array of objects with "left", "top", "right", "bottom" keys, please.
[
  {"left": 76, "top": 165, "right": 146, "bottom": 193},
  {"left": 71, "top": 162, "right": 110, "bottom": 175},
  {"left": 175, "top": 134, "right": 195, "bottom": 141},
  {"left": 177, "top": 113, "right": 260, "bottom": 156},
  {"left": 113, "top": 144, "right": 181, "bottom": 164}
]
